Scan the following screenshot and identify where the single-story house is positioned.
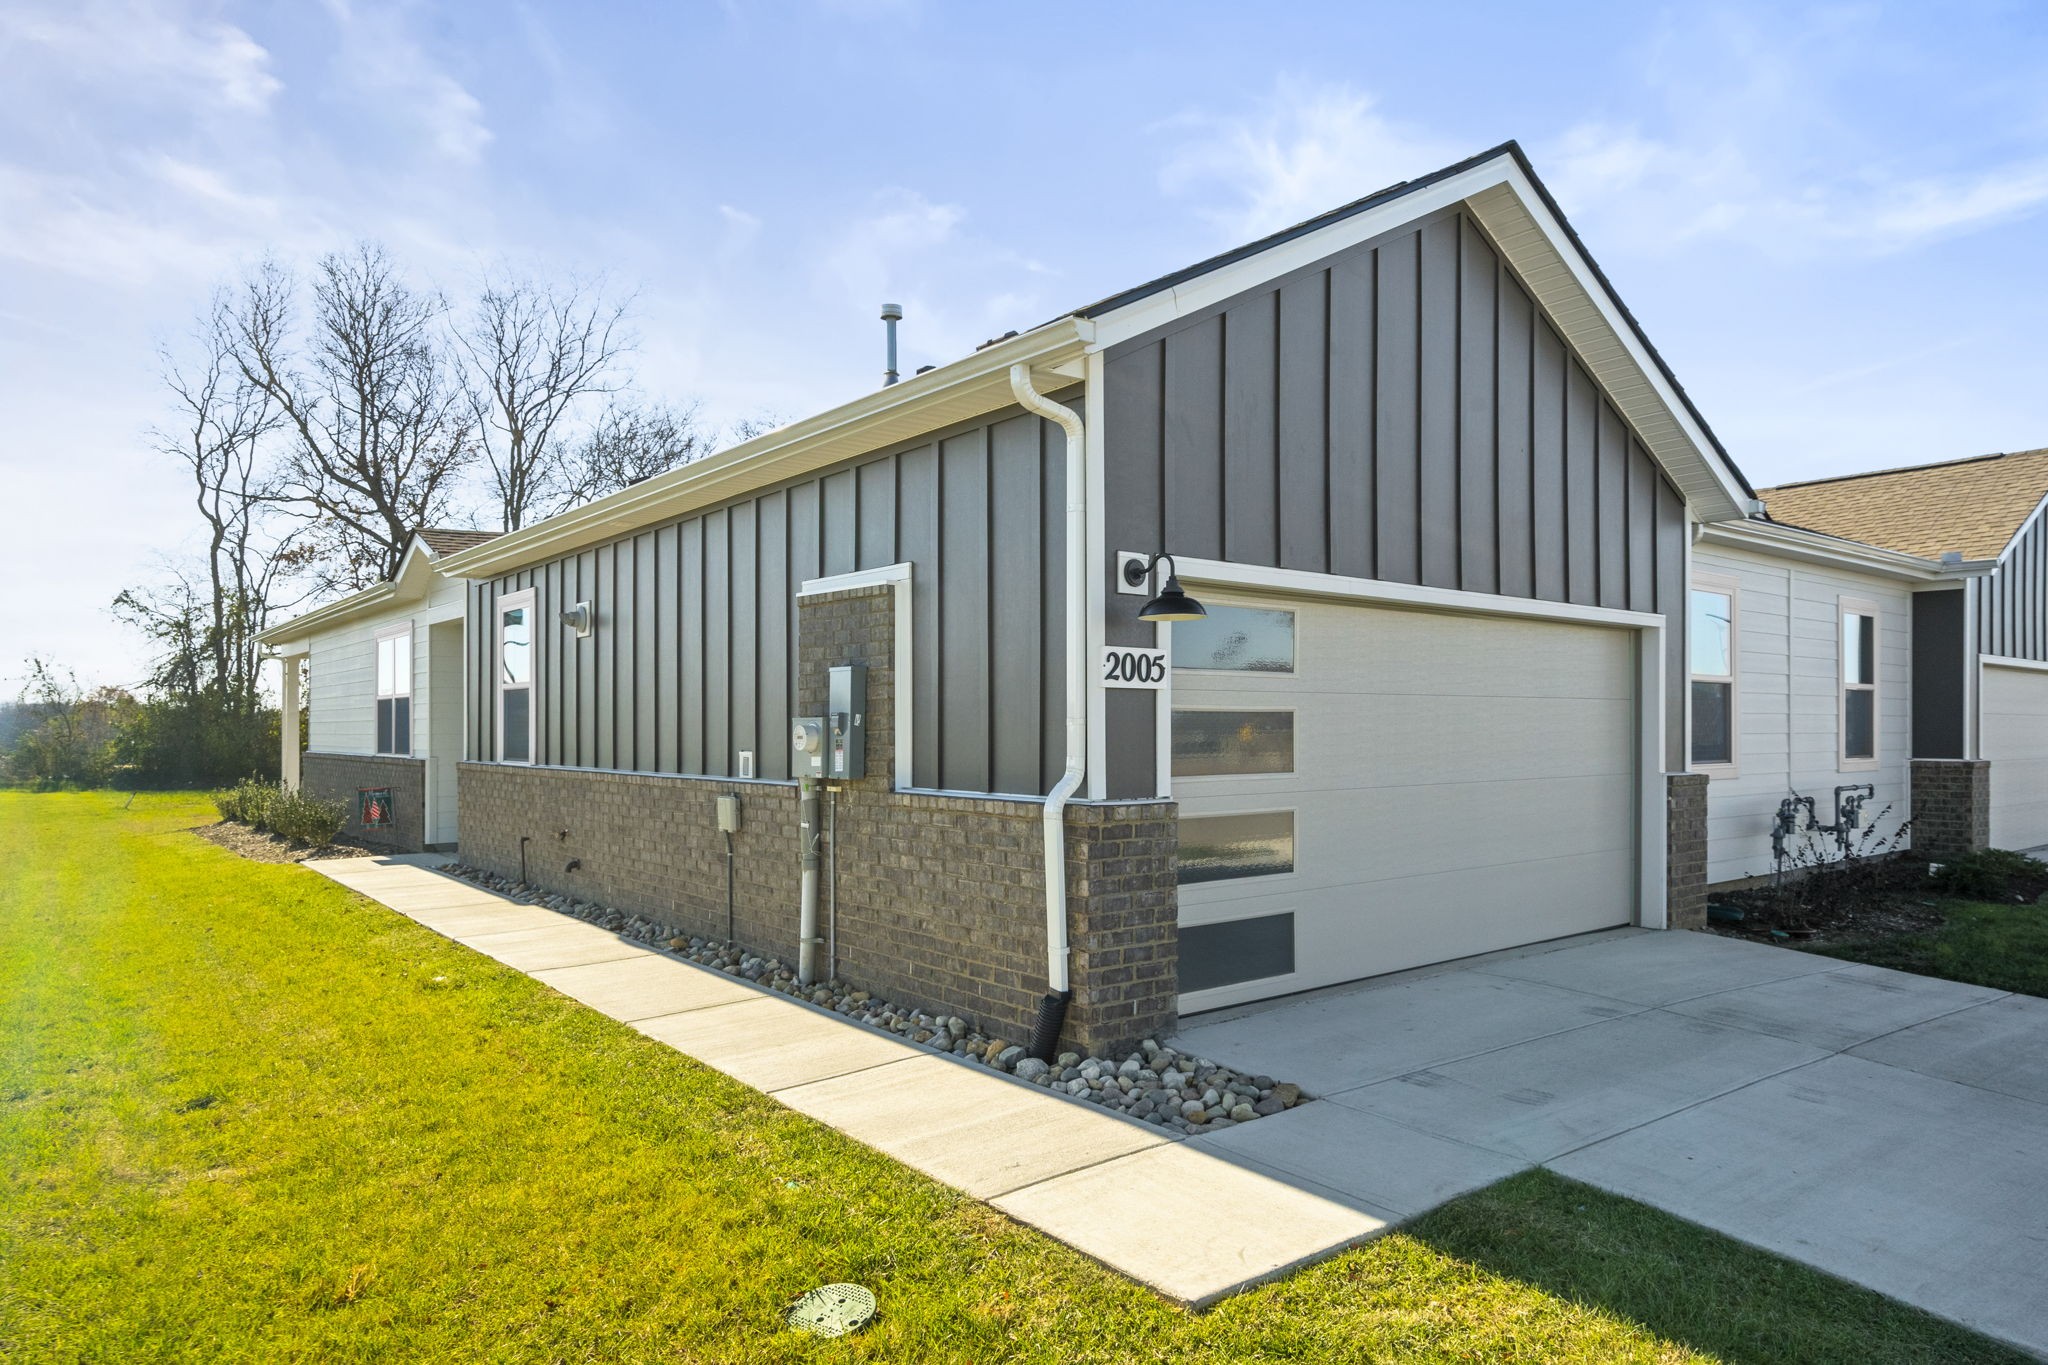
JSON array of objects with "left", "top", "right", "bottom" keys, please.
[
  {"left": 257, "top": 142, "right": 2033, "bottom": 1060},
  {"left": 1755, "top": 449, "right": 2048, "bottom": 852},
  {"left": 257, "top": 529, "right": 498, "bottom": 850},
  {"left": 411, "top": 140, "right": 1761, "bottom": 1055}
]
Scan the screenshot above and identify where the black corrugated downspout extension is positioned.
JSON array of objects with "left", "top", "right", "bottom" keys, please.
[{"left": 1028, "top": 990, "right": 1072, "bottom": 1062}]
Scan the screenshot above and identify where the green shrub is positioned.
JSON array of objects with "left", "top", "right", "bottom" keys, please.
[
  {"left": 1931, "top": 848, "right": 2045, "bottom": 900},
  {"left": 212, "top": 778, "right": 275, "bottom": 827},
  {"left": 210, "top": 780, "right": 344, "bottom": 847},
  {"left": 265, "top": 787, "right": 346, "bottom": 847}
]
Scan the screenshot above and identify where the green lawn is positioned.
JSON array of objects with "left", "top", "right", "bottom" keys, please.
[
  {"left": 0, "top": 792, "right": 2024, "bottom": 1363},
  {"left": 1808, "top": 898, "right": 2048, "bottom": 997}
]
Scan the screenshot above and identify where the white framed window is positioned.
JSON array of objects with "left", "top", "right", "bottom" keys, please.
[
  {"left": 1688, "top": 575, "right": 1739, "bottom": 772},
  {"left": 374, "top": 624, "right": 412, "bottom": 757},
  {"left": 497, "top": 589, "right": 536, "bottom": 765},
  {"left": 1839, "top": 597, "right": 1880, "bottom": 770}
]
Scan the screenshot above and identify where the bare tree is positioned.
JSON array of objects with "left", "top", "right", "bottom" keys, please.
[
  {"left": 132, "top": 302, "right": 302, "bottom": 710},
  {"left": 229, "top": 245, "right": 475, "bottom": 591},
  {"left": 560, "top": 399, "right": 716, "bottom": 502},
  {"left": 454, "top": 273, "right": 633, "bottom": 530}
]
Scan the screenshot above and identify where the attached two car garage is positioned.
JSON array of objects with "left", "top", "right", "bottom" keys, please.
[{"left": 1168, "top": 590, "right": 1654, "bottom": 1012}]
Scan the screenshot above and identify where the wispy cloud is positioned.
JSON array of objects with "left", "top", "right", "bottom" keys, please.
[
  {"left": 321, "top": 0, "right": 493, "bottom": 164},
  {"left": 0, "top": 0, "right": 281, "bottom": 112},
  {"left": 1157, "top": 79, "right": 1464, "bottom": 240}
]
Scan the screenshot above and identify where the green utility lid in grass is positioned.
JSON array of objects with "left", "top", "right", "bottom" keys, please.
[{"left": 786, "top": 1283, "right": 875, "bottom": 1338}]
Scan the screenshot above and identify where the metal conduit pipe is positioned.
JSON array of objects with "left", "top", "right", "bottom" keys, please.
[
  {"left": 1008, "top": 362, "right": 1087, "bottom": 1059},
  {"left": 797, "top": 776, "right": 823, "bottom": 985}
]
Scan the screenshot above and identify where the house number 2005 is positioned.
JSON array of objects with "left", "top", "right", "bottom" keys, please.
[{"left": 1100, "top": 646, "right": 1169, "bottom": 689}]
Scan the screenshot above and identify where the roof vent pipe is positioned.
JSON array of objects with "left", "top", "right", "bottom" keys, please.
[
  {"left": 881, "top": 303, "right": 903, "bottom": 386},
  {"left": 1009, "top": 362, "right": 1087, "bottom": 1060}
]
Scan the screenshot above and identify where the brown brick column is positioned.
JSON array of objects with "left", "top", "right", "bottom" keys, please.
[
  {"left": 1665, "top": 772, "right": 1708, "bottom": 930},
  {"left": 1911, "top": 759, "right": 1991, "bottom": 858}
]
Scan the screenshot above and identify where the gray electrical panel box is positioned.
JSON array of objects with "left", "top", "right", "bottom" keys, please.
[
  {"left": 715, "top": 793, "right": 742, "bottom": 833},
  {"left": 791, "top": 717, "right": 826, "bottom": 780},
  {"left": 828, "top": 663, "right": 867, "bottom": 780}
]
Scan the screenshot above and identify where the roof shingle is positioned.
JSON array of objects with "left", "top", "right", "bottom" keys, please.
[
  {"left": 416, "top": 527, "right": 503, "bottom": 557},
  {"left": 1760, "top": 449, "right": 2048, "bottom": 562}
]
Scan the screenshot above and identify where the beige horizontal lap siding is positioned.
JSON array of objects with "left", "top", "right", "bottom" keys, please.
[{"left": 1695, "top": 543, "right": 1913, "bottom": 886}]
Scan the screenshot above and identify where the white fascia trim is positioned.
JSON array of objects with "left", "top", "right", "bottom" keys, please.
[
  {"left": 1083, "top": 351, "right": 1111, "bottom": 801},
  {"left": 1980, "top": 653, "right": 2048, "bottom": 674},
  {"left": 1172, "top": 558, "right": 1664, "bottom": 631},
  {"left": 441, "top": 320, "right": 1093, "bottom": 580},
  {"left": 1638, "top": 620, "right": 1669, "bottom": 929},
  {"left": 255, "top": 541, "right": 447, "bottom": 645},
  {"left": 799, "top": 562, "right": 913, "bottom": 789},
  {"left": 1085, "top": 162, "right": 1507, "bottom": 351},
  {"left": 1084, "top": 152, "right": 1750, "bottom": 525},
  {"left": 1468, "top": 166, "right": 1750, "bottom": 523},
  {"left": 1699, "top": 519, "right": 1981, "bottom": 581}
]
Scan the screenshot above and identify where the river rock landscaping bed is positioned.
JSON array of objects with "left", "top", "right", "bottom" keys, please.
[{"left": 443, "top": 863, "right": 1307, "bottom": 1133}]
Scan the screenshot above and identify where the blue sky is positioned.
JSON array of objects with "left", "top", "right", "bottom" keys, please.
[{"left": 4, "top": 0, "right": 2047, "bottom": 686}]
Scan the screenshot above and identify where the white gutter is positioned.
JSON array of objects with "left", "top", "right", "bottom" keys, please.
[
  {"left": 1699, "top": 518, "right": 1996, "bottom": 581},
  {"left": 1009, "top": 362, "right": 1085, "bottom": 997}
]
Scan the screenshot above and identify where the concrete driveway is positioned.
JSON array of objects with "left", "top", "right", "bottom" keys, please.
[{"left": 1176, "top": 929, "right": 2048, "bottom": 1357}]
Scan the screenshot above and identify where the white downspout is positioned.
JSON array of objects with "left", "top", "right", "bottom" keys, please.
[{"left": 1009, "top": 362, "right": 1086, "bottom": 999}]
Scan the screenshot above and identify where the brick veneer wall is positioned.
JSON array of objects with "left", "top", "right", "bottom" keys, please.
[
  {"left": 459, "top": 583, "right": 1180, "bottom": 1056},
  {"left": 1912, "top": 758, "right": 1991, "bottom": 858},
  {"left": 1666, "top": 772, "right": 1708, "bottom": 930},
  {"left": 302, "top": 751, "right": 427, "bottom": 851}
]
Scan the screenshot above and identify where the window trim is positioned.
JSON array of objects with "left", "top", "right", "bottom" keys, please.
[
  {"left": 496, "top": 588, "right": 537, "bottom": 766},
  {"left": 1688, "top": 573, "right": 1740, "bottom": 776},
  {"left": 373, "top": 622, "right": 413, "bottom": 757},
  {"left": 1838, "top": 595, "right": 1881, "bottom": 772}
]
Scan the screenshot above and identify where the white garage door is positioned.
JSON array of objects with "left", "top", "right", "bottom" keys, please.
[
  {"left": 1172, "top": 595, "right": 1641, "bottom": 1010},
  {"left": 1981, "top": 662, "right": 2048, "bottom": 850}
]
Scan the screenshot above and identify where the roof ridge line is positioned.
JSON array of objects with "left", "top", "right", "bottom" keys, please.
[{"left": 1764, "top": 448, "right": 2048, "bottom": 492}]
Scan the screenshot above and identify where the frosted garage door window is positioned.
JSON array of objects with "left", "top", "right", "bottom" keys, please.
[
  {"left": 1173, "top": 605, "right": 1294, "bottom": 672},
  {"left": 1172, "top": 710, "right": 1294, "bottom": 777},
  {"left": 1179, "top": 811, "right": 1294, "bottom": 884}
]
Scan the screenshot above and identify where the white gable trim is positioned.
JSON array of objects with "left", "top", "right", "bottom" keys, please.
[{"left": 1086, "top": 152, "right": 1754, "bottom": 525}]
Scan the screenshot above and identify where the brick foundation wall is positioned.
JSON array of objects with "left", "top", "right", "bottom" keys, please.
[
  {"left": 459, "top": 583, "right": 1180, "bottom": 1057},
  {"left": 1666, "top": 772, "right": 1708, "bottom": 930},
  {"left": 302, "top": 752, "right": 428, "bottom": 851},
  {"left": 1911, "top": 759, "right": 1991, "bottom": 859}
]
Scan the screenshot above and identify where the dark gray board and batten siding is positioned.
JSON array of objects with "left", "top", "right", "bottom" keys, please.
[
  {"left": 467, "top": 404, "right": 1070, "bottom": 796},
  {"left": 1101, "top": 205, "right": 1691, "bottom": 795},
  {"left": 1975, "top": 504, "right": 2048, "bottom": 664}
]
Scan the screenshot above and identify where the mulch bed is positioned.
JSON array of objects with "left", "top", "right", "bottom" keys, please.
[
  {"left": 1706, "top": 851, "right": 2048, "bottom": 948},
  {"left": 193, "top": 821, "right": 378, "bottom": 865}
]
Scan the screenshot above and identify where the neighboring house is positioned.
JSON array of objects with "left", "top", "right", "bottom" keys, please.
[
  {"left": 425, "top": 141, "right": 1760, "bottom": 1056},
  {"left": 1761, "top": 450, "right": 2048, "bottom": 853},
  {"left": 258, "top": 529, "right": 499, "bottom": 851},
  {"left": 1687, "top": 518, "right": 1979, "bottom": 886}
]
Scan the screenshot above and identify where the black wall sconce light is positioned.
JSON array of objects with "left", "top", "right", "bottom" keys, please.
[{"left": 1122, "top": 552, "right": 1208, "bottom": 623}]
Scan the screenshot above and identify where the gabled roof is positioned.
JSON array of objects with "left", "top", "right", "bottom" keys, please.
[
  {"left": 417, "top": 527, "right": 502, "bottom": 557},
  {"left": 256, "top": 527, "right": 483, "bottom": 649},
  {"left": 1760, "top": 448, "right": 2048, "bottom": 562},
  {"left": 442, "top": 143, "right": 1756, "bottom": 580}
]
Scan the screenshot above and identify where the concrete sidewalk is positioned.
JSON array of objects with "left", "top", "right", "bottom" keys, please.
[{"left": 307, "top": 854, "right": 1388, "bottom": 1305}]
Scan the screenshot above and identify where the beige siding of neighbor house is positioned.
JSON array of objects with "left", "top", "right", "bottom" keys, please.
[
  {"left": 306, "top": 571, "right": 467, "bottom": 759},
  {"left": 1695, "top": 543, "right": 1913, "bottom": 886}
]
